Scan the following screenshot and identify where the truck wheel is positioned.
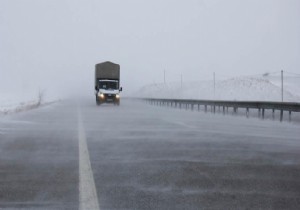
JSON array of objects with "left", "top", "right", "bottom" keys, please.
[{"left": 96, "top": 96, "right": 100, "bottom": 106}]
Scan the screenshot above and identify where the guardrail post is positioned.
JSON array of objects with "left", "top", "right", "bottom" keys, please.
[
  {"left": 262, "top": 109, "right": 265, "bottom": 119},
  {"left": 280, "top": 110, "right": 283, "bottom": 122},
  {"left": 289, "top": 111, "right": 292, "bottom": 122},
  {"left": 179, "top": 103, "right": 181, "bottom": 109},
  {"left": 233, "top": 107, "right": 236, "bottom": 115},
  {"left": 205, "top": 105, "right": 207, "bottom": 113},
  {"left": 223, "top": 106, "right": 225, "bottom": 115},
  {"left": 198, "top": 104, "right": 200, "bottom": 111},
  {"left": 191, "top": 104, "right": 194, "bottom": 111},
  {"left": 258, "top": 108, "right": 261, "bottom": 118},
  {"left": 246, "top": 108, "right": 249, "bottom": 118},
  {"left": 272, "top": 109, "right": 275, "bottom": 120}
]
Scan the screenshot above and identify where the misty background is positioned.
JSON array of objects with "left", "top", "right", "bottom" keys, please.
[{"left": 1, "top": 0, "right": 299, "bottom": 99}]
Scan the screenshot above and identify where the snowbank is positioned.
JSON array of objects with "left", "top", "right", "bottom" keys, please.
[
  {"left": 137, "top": 75, "right": 300, "bottom": 102},
  {"left": 0, "top": 91, "right": 59, "bottom": 115}
]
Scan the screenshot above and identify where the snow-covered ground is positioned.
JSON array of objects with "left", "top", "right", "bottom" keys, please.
[
  {"left": 137, "top": 74, "right": 300, "bottom": 102},
  {"left": 0, "top": 90, "right": 59, "bottom": 115},
  {"left": 1, "top": 73, "right": 299, "bottom": 115}
]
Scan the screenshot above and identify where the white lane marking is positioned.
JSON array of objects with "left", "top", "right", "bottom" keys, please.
[{"left": 78, "top": 109, "right": 100, "bottom": 210}]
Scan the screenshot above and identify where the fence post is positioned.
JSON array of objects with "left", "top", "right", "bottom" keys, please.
[{"left": 280, "top": 110, "right": 283, "bottom": 122}]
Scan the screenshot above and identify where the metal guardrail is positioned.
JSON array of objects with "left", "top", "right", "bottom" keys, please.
[{"left": 144, "top": 98, "right": 300, "bottom": 122}]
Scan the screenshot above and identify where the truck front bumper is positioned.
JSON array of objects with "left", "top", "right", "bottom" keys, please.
[{"left": 98, "top": 94, "right": 120, "bottom": 103}]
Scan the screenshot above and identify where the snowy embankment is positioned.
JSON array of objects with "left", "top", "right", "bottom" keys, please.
[
  {"left": 0, "top": 91, "right": 59, "bottom": 115},
  {"left": 137, "top": 75, "right": 300, "bottom": 102}
]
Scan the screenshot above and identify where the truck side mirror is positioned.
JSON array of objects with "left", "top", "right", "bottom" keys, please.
[
  {"left": 95, "top": 86, "right": 98, "bottom": 91},
  {"left": 119, "top": 87, "right": 123, "bottom": 92}
]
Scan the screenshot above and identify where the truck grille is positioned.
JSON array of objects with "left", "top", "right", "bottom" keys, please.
[{"left": 104, "top": 94, "right": 115, "bottom": 100}]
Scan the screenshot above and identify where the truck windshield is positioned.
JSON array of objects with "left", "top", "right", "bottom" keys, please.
[{"left": 99, "top": 81, "right": 119, "bottom": 90}]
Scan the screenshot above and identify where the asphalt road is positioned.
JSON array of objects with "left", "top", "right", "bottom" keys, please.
[{"left": 0, "top": 98, "right": 300, "bottom": 210}]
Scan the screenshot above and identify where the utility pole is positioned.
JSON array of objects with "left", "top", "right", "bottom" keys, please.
[
  {"left": 281, "top": 70, "right": 283, "bottom": 102},
  {"left": 181, "top": 74, "right": 183, "bottom": 89},
  {"left": 213, "top": 72, "right": 216, "bottom": 99}
]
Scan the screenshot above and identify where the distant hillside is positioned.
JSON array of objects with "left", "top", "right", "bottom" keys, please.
[{"left": 137, "top": 75, "right": 300, "bottom": 102}]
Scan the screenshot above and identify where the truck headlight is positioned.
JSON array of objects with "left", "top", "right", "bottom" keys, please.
[
  {"left": 116, "top": 94, "right": 120, "bottom": 99},
  {"left": 98, "top": 93, "right": 105, "bottom": 98}
]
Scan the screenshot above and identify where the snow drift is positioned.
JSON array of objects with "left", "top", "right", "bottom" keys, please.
[{"left": 137, "top": 75, "right": 300, "bottom": 102}]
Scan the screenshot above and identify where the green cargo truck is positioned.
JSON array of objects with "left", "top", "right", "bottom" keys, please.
[{"left": 95, "top": 61, "right": 122, "bottom": 105}]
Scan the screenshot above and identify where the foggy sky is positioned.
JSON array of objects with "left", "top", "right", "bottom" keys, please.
[{"left": 1, "top": 0, "right": 299, "bottom": 97}]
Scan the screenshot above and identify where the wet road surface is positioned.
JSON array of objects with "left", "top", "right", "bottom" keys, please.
[{"left": 0, "top": 99, "right": 300, "bottom": 209}]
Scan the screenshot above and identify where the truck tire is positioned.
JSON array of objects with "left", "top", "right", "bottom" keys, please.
[{"left": 96, "top": 96, "right": 100, "bottom": 106}]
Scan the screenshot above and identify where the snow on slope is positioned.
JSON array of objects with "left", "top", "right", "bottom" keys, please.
[
  {"left": 0, "top": 90, "right": 59, "bottom": 114},
  {"left": 137, "top": 75, "right": 300, "bottom": 102},
  {"left": 0, "top": 93, "right": 36, "bottom": 114}
]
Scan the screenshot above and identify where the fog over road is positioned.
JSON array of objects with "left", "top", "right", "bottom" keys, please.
[{"left": 0, "top": 99, "right": 300, "bottom": 210}]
